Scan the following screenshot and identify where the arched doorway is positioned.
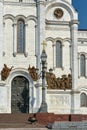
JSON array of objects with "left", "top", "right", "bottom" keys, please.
[{"left": 11, "top": 76, "right": 29, "bottom": 113}]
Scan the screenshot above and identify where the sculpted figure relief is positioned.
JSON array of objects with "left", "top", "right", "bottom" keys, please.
[
  {"left": 28, "top": 65, "right": 38, "bottom": 81},
  {"left": 1, "top": 64, "right": 14, "bottom": 80},
  {"left": 27, "top": 65, "right": 72, "bottom": 89},
  {"left": 46, "top": 72, "right": 72, "bottom": 90}
]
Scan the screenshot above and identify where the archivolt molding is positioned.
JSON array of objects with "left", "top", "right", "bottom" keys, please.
[
  {"left": 78, "top": 86, "right": 87, "bottom": 94},
  {"left": 15, "top": 15, "right": 26, "bottom": 22},
  {"left": 3, "top": 14, "right": 15, "bottom": 22},
  {"left": 63, "top": 38, "right": 71, "bottom": 43},
  {"left": 6, "top": 68, "right": 33, "bottom": 85},
  {"left": 46, "top": 0, "right": 77, "bottom": 20},
  {"left": 26, "top": 15, "right": 37, "bottom": 24},
  {"left": 46, "top": 37, "right": 71, "bottom": 46},
  {"left": 46, "top": 37, "right": 54, "bottom": 43},
  {"left": 78, "top": 52, "right": 87, "bottom": 59},
  {"left": 3, "top": 14, "right": 37, "bottom": 25},
  {"left": 54, "top": 37, "right": 63, "bottom": 43},
  {"left": 63, "top": 38, "right": 71, "bottom": 46}
]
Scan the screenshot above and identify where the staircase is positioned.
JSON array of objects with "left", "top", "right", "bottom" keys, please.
[
  {"left": 0, "top": 114, "right": 48, "bottom": 129},
  {"left": 0, "top": 113, "right": 87, "bottom": 129}
]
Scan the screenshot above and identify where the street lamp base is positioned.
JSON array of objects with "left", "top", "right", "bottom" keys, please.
[{"left": 39, "top": 102, "right": 48, "bottom": 113}]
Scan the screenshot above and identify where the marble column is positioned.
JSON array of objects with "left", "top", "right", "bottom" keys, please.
[
  {"left": 24, "top": 23, "right": 28, "bottom": 57},
  {"left": 13, "top": 23, "right": 17, "bottom": 57}
]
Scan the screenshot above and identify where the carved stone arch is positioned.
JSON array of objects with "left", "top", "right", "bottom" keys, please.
[
  {"left": 79, "top": 52, "right": 87, "bottom": 56},
  {"left": 26, "top": 15, "right": 37, "bottom": 25},
  {"left": 6, "top": 68, "right": 35, "bottom": 113},
  {"left": 46, "top": 0, "right": 77, "bottom": 20},
  {"left": 7, "top": 68, "right": 33, "bottom": 84},
  {"left": 54, "top": 38, "right": 63, "bottom": 45},
  {"left": 15, "top": 15, "right": 26, "bottom": 23},
  {"left": 63, "top": 38, "right": 71, "bottom": 43},
  {"left": 78, "top": 52, "right": 86, "bottom": 59},
  {"left": 62, "top": 38, "right": 71, "bottom": 46},
  {"left": 3, "top": 14, "right": 15, "bottom": 22},
  {"left": 78, "top": 86, "right": 87, "bottom": 93},
  {"left": 46, "top": 37, "right": 54, "bottom": 43}
]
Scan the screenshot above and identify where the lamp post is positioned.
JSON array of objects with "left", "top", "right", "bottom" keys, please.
[{"left": 40, "top": 48, "right": 47, "bottom": 112}]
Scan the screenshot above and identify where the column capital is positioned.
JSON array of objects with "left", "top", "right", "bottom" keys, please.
[
  {"left": 70, "top": 20, "right": 79, "bottom": 25},
  {"left": 12, "top": 23, "right": 17, "bottom": 27}
]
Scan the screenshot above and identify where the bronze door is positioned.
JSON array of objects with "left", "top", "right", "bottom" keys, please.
[{"left": 11, "top": 76, "right": 29, "bottom": 113}]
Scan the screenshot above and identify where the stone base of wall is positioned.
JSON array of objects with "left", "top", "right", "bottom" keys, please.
[
  {"left": 0, "top": 113, "right": 87, "bottom": 126},
  {"left": 36, "top": 113, "right": 87, "bottom": 125}
]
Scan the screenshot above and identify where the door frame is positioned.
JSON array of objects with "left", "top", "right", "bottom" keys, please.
[
  {"left": 11, "top": 75, "right": 29, "bottom": 113},
  {"left": 7, "top": 68, "right": 35, "bottom": 113}
]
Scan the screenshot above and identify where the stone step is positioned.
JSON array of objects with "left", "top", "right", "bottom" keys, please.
[
  {"left": 0, "top": 114, "right": 32, "bottom": 123},
  {"left": 0, "top": 127, "right": 47, "bottom": 129}
]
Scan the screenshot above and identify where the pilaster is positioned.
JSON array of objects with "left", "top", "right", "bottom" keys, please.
[
  {"left": 85, "top": 55, "right": 87, "bottom": 78},
  {"left": 0, "top": 0, "right": 3, "bottom": 80},
  {"left": 78, "top": 54, "right": 80, "bottom": 78},
  {"left": 70, "top": 20, "right": 80, "bottom": 114},
  {"left": 37, "top": 0, "right": 46, "bottom": 71},
  {"left": 70, "top": 20, "right": 79, "bottom": 90}
]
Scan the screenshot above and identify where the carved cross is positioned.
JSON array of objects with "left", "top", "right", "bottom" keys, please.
[{"left": 42, "top": 41, "right": 47, "bottom": 50}]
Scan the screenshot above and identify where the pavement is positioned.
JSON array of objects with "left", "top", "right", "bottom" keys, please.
[
  {"left": 0, "top": 126, "right": 48, "bottom": 130},
  {"left": 0, "top": 122, "right": 48, "bottom": 130}
]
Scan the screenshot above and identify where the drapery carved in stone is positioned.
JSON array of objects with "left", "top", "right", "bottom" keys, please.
[
  {"left": 28, "top": 65, "right": 38, "bottom": 81},
  {"left": 46, "top": 72, "right": 72, "bottom": 90},
  {"left": 1, "top": 64, "right": 14, "bottom": 81}
]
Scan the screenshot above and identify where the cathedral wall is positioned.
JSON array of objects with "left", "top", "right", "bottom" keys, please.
[
  {"left": 46, "top": 6, "right": 71, "bottom": 22},
  {"left": 0, "top": 0, "right": 87, "bottom": 114},
  {"left": 47, "top": 90, "right": 71, "bottom": 114},
  {"left": 46, "top": 26, "right": 71, "bottom": 77},
  {"left": 77, "top": 32, "right": 87, "bottom": 88},
  {"left": 0, "top": 86, "right": 8, "bottom": 113},
  {"left": 4, "top": 4, "right": 36, "bottom": 16},
  {"left": 3, "top": 4, "right": 37, "bottom": 69}
]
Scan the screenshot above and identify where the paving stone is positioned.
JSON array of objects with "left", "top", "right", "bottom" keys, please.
[{"left": 52, "top": 121, "right": 87, "bottom": 130}]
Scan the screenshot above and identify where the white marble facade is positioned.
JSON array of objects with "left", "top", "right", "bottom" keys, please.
[{"left": 0, "top": 0, "right": 87, "bottom": 114}]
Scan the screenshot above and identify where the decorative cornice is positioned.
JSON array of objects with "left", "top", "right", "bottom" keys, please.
[
  {"left": 4, "top": 1, "right": 36, "bottom": 6},
  {"left": 45, "top": 19, "right": 69, "bottom": 25},
  {"left": 70, "top": 90, "right": 80, "bottom": 94},
  {"left": 78, "top": 38, "right": 87, "bottom": 42},
  {"left": 47, "top": 90, "right": 71, "bottom": 94},
  {"left": 70, "top": 20, "right": 79, "bottom": 25}
]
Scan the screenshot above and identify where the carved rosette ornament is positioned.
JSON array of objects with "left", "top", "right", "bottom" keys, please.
[
  {"left": 54, "top": 8, "right": 63, "bottom": 19},
  {"left": 1, "top": 64, "right": 14, "bottom": 81},
  {"left": 28, "top": 65, "right": 38, "bottom": 81}
]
